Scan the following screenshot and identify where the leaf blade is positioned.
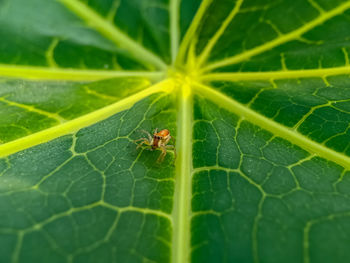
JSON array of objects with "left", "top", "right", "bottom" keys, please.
[{"left": 59, "top": 0, "right": 168, "bottom": 70}]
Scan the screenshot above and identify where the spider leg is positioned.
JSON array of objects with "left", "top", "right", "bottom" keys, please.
[
  {"left": 166, "top": 145, "right": 176, "bottom": 160},
  {"left": 134, "top": 138, "right": 150, "bottom": 149},
  {"left": 164, "top": 135, "right": 171, "bottom": 145},
  {"left": 157, "top": 145, "right": 167, "bottom": 163},
  {"left": 153, "top": 128, "right": 158, "bottom": 134},
  {"left": 140, "top": 130, "right": 152, "bottom": 142}
]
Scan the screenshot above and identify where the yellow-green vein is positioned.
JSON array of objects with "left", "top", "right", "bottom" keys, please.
[
  {"left": 172, "top": 80, "right": 193, "bottom": 263},
  {"left": 101, "top": 201, "right": 173, "bottom": 222},
  {"left": 0, "top": 97, "right": 66, "bottom": 123},
  {"left": 170, "top": 0, "right": 180, "bottom": 64},
  {"left": 175, "top": 0, "right": 213, "bottom": 66},
  {"left": 0, "top": 79, "right": 175, "bottom": 158},
  {"left": 303, "top": 212, "right": 350, "bottom": 263},
  {"left": 193, "top": 82, "right": 350, "bottom": 170},
  {"left": 0, "top": 64, "right": 165, "bottom": 81},
  {"left": 200, "top": 66, "right": 350, "bottom": 81},
  {"left": 196, "top": 0, "right": 244, "bottom": 66},
  {"left": 58, "top": 0, "right": 168, "bottom": 70},
  {"left": 202, "top": 1, "right": 350, "bottom": 72},
  {"left": 45, "top": 38, "right": 59, "bottom": 68}
]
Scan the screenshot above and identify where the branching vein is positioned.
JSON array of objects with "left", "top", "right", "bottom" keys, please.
[
  {"left": 193, "top": 82, "right": 350, "bottom": 170},
  {"left": 58, "top": 0, "right": 167, "bottom": 70},
  {"left": 202, "top": 1, "right": 350, "bottom": 72},
  {"left": 0, "top": 79, "right": 175, "bottom": 157}
]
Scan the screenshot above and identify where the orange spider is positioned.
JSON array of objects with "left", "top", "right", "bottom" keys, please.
[{"left": 134, "top": 128, "right": 176, "bottom": 163}]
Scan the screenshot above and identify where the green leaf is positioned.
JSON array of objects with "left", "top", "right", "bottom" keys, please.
[
  {"left": 1, "top": 0, "right": 350, "bottom": 263},
  {"left": 0, "top": 77, "right": 155, "bottom": 143}
]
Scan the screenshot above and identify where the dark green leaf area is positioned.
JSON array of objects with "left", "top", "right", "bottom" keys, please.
[
  {"left": 53, "top": 40, "right": 149, "bottom": 70},
  {"left": 195, "top": 0, "right": 237, "bottom": 55},
  {"left": 193, "top": 96, "right": 240, "bottom": 169},
  {"left": 0, "top": 77, "right": 150, "bottom": 143},
  {"left": 215, "top": 39, "right": 350, "bottom": 73},
  {"left": 180, "top": 0, "right": 202, "bottom": 40},
  {"left": 0, "top": 94, "right": 176, "bottom": 262},
  {"left": 211, "top": 77, "right": 350, "bottom": 156},
  {"left": 117, "top": 0, "right": 171, "bottom": 63},
  {"left": 206, "top": 0, "right": 350, "bottom": 70},
  {"left": 79, "top": 0, "right": 171, "bottom": 63},
  {"left": 77, "top": 0, "right": 115, "bottom": 17},
  {"left": 191, "top": 97, "right": 350, "bottom": 263},
  {"left": 73, "top": 211, "right": 171, "bottom": 263},
  {"left": 0, "top": 0, "right": 145, "bottom": 69},
  {"left": 205, "top": 0, "right": 319, "bottom": 63},
  {"left": 0, "top": 233, "right": 16, "bottom": 263}
]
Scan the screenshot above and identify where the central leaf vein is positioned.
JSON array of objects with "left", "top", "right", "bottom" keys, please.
[{"left": 172, "top": 80, "right": 193, "bottom": 263}]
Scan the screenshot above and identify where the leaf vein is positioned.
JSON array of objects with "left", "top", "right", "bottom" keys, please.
[
  {"left": 194, "top": 82, "right": 350, "bottom": 170},
  {"left": 58, "top": 0, "right": 167, "bottom": 70},
  {"left": 203, "top": 1, "right": 350, "bottom": 72}
]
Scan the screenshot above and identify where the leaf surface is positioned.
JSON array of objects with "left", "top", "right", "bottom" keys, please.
[{"left": 1, "top": 0, "right": 350, "bottom": 263}]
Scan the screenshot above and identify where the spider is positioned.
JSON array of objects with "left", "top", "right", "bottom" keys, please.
[{"left": 134, "top": 128, "right": 176, "bottom": 163}]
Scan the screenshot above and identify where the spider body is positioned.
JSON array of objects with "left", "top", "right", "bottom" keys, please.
[
  {"left": 134, "top": 128, "right": 176, "bottom": 163},
  {"left": 152, "top": 129, "right": 170, "bottom": 149}
]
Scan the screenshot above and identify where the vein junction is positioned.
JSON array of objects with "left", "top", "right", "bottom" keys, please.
[{"left": 3, "top": 0, "right": 350, "bottom": 262}]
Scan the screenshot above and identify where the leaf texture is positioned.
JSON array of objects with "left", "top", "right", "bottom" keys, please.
[{"left": 1, "top": 0, "right": 350, "bottom": 262}]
